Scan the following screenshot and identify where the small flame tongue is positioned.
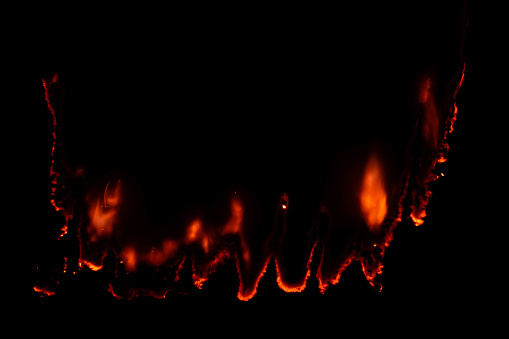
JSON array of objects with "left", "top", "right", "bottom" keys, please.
[
  {"left": 87, "top": 180, "right": 121, "bottom": 241},
  {"left": 360, "top": 155, "right": 387, "bottom": 231}
]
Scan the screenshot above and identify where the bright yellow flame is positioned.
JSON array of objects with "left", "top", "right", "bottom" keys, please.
[{"left": 360, "top": 155, "right": 388, "bottom": 232}]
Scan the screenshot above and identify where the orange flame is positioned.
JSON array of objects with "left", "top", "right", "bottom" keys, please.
[
  {"left": 186, "top": 219, "right": 202, "bottom": 243},
  {"left": 223, "top": 198, "right": 244, "bottom": 235},
  {"left": 103, "top": 180, "right": 121, "bottom": 207},
  {"left": 121, "top": 247, "right": 137, "bottom": 272},
  {"left": 223, "top": 198, "right": 250, "bottom": 264},
  {"left": 420, "top": 77, "right": 440, "bottom": 151},
  {"left": 162, "top": 239, "right": 179, "bottom": 259},
  {"left": 410, "top": 210, "right": 426, "bottom": 226},
  {"left": 185, "top": 219, "right": 211, "bottom": 254},
  {"left": 360, "top": 155, "right": 388, "bottom": 232},
  {"left": 88, "top": 180, "right": 121, "bottom": 241}
]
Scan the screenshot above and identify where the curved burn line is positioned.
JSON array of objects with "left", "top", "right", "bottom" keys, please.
[
  {"left": 410, "top": 62, "right": 466, "bottom": 226},
  {"left": 236, "top": 255, "right": 272, "bottom": 301},
  {"left": 447, "top": 62, "right": 466, "bottom": 135},
  {"left": 316, "top": 248, "right": 357, "bottom": 294},
  {"left": 33, "top": 285, "right": 56, "bottom": 297},
  {"left": 103, "top": 180, "right": 111, "bottom": 207},
  {"left": 275, "top": 240, "right": 318, "bottom": 293},
  {"left": 42, "top": 77, "right": 72, "bottom": 240},
  {"left": 100, "top": 234, "right": 387, "bottom": 301}
]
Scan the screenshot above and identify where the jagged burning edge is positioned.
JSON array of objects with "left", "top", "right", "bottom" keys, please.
[
  {"left": 42, "top": 76, "right": 73, "bottom": 239},
  {"left": 35, "top": 59, "right": 466, "bottom": 300},
  {"left": 71, "top": 179, "right": 408, "bottom": 301},
  {"left": 409, "top": 62, "right": 466, "bottom": 227}
]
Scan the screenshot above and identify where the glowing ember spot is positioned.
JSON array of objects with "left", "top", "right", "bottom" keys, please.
[
  {"left": 281, "top": 195, "right": 288, "bottom": 210},
  {"left": 59, "top": 225, "right": 68, "bottom": 238},
  {"left": 360, "top": 155, "right": 388, "bottom": 232}
]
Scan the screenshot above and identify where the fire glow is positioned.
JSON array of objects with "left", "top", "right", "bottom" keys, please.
[
  {"left": 34, "top": 7, "right": 467, "bottom": 301},
  {"left": 35, "top": 69, "right": 466, "bottom": 300},
  {"left": 360, "top": 155, "right": 388, "bottom": 233}
]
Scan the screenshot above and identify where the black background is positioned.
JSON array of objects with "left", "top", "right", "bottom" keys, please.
[{"left": 30, "top": 0, "right": 496, "bottom": 319}]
